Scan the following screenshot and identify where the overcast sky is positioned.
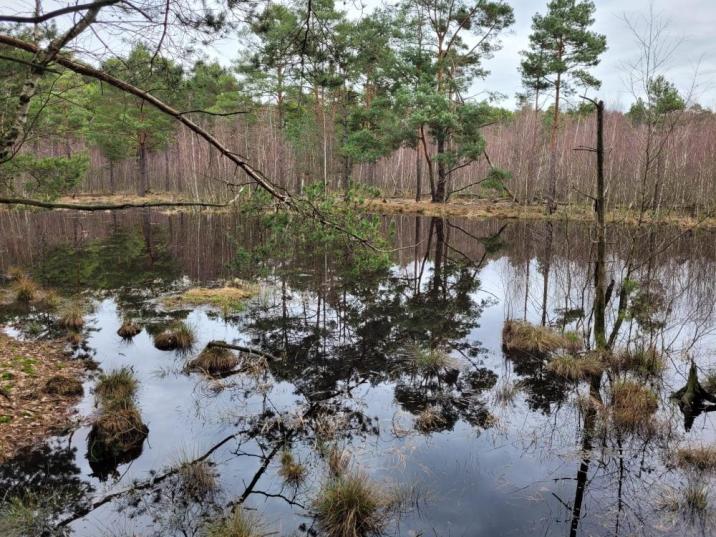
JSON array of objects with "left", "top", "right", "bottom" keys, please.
[{"left": 474, "top": 0, "right": 716, "bottom": 110}]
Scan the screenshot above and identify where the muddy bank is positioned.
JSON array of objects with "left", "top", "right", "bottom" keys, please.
[{"left": 0, "top": 333, "right": 85, "bottom": 462}]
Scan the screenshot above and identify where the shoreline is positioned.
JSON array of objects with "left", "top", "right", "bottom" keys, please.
[
  {"left": 1, "top": 193, "right": 714, "bottom": 230},
  {"left": 0, "top": 331, "right": 86, "bottom": 462}
]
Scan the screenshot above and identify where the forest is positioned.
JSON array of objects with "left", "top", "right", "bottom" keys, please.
[{"left": 0, "top": 1, "right": 715, "bottom": 537}]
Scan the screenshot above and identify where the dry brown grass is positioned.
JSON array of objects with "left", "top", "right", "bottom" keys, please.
[
  {"left": 502, "top": 320, "right": 573, "bottom": 356},
  {"left": 610, "top": 379, "right": 658, "bottom": 432},
  {"left": 13, "top": 275, "right": 38, "bottom": 303},
  {"left": 327, "top": 446, "right": 351, "bottom": 477},
  {"left": 314, "top": 472, "right": 399, "bottom": 537},
  {"left": 675, "top": 446, "right": 716, "bottom": 474},
  {"left": 279, "top": 450, "right": 307, "bottom": 486},
  {"left": 186, "top": 346, "right": 239, "bottom": 375},
  {"left": 57, "top": 300, "right": 85, "bottom": 331},
  {"left": 178, "top": 460, "right": 218, "bottom": 498},
  {"left": 89, "top": 401, "right": 148, "bottom": 456},
  {"left": 43, "top": 375, "right": 83, "bottom": 397},
  {"left": 153, "top": 322, "right": 196, "bottom": 351},
  {"left": 206, "top": 507, "right": 263, "bottom": 537},
  {"left": 547, "top": 354, "right": 604, "bottom": 381},
  {"left": 94, "top": 367, "right": 138, "bottom": 404},
  {"left": 414, "top": 406, "right": 447, "bottom": 433},
  {"left": 359, "top": 198, "right": 716, "bottom": 230},
  {"left": 609, "top": 346, "right": 666, "bottom": 379},
  {"left": 0, "top": 333, "right": 85, "bottom": 462},
  {"left": 162, "top": 284, "right": 256, "bottom": 313},
  {"left": 117, "top": 321, "right": 141, "bottom": 339}
]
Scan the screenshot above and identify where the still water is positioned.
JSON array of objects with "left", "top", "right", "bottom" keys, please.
[{"left": 0, "top": 208, "right": 714, "bottom": 536}]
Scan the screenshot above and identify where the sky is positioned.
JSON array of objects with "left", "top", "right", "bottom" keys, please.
[
  {"left": 473, "top": 0, "right": 716, "bottom": 110},
  {"left": 1, "top": 0, "right": 714, "bottom": 110}
]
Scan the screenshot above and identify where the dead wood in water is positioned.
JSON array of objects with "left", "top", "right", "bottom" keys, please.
[
  {"left": 206, "top": 341, "right": 279, "bottom": 362},
  {"left": 671, "top": 362, "right": 716, "bottom": 431},
  {"left": 0, "top": 196, "right": 229, "bottom": 211}
]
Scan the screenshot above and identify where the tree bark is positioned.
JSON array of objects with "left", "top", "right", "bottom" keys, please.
[{"left": 593, "top": 100, "right": 607, "bottom": 349}]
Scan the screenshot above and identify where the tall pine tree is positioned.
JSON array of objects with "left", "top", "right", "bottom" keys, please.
[{"left": 520, "top": 0, "right": 606, "bottom": 213}]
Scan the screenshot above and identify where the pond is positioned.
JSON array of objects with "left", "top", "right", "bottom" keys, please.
[{"left": 0, "top": 208, "right": 715, "bottom": 537}]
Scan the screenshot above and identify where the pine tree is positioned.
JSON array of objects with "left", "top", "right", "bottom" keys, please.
[{"left": 520, "top": 0, "right": 606, "bottom": 213}]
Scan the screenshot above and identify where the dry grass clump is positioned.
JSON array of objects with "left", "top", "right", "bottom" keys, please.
[
  {"left": 547, "top": 354, "right": 604, "bottom": 381},
  {"left": 502, "top": 320, "right": 574, "bottom": 356},
  {"left": 659, "top": 483, "right": 711, "bottom": 521},
  {"left": 314, "top": 472, "right": 399, "bottom": 537},
  {"left": 154, "top": 321, "right": 196, "bottom": 351},
  {"left": 675, "top": 446, "right": 716, "bottom": 474},
  {"left": 117, "top": 321, "right": 141, "bottom": 340},
  {"left": 178, "top": 460, "right": 218, "bottom": 498},
  {"left": 186, "top": 345, "right": 239, "bottom": 375},
  {"left": 88, "top": 367, "right": 147, "bottom": 467},
  {"left": 88, "top": 400, "right": 148, "bottom": 458},
  {"left": 43, "top": 375, "right": 83, "bottom": 397},
  {"left": 702, "top": 371, "right": 716, "bottom": 394},
  {"left": 610, "top": 346, "right": 666, "bottom": 379},
  {"left": 206, "top": 508, "right": 263, "bottom": 537},
  {"left": 13, "top": 275, "right": 38, "bottom": 303},
  {"left": 163, "top": 284, "right": 256, "bottom": 314},
  {"left": 494, "top": 381, "right": 519, "bottom": 406},
  {"left": 404, "top": 344, "right": 457, "bottom": 376},
  {"left": 65, "top": 331, "right": 83, "bottom": 346},
  {"left": 327, "top": 446, "right": 351, "bottom": 477},
  {"left": 57, "top": 300, "right": 85, "bottom": 331},
  {"left": 610, "top": 379, "right": 658, "bottom": 432},
  {"left": 279, "top": 450, "right": 307, "bottom": 486},
  {"left": 414, "top": 406, "right": 447, "bottom": 433},
  {"left": 95, "top": 367, "right": 138, "bottom": 403}
]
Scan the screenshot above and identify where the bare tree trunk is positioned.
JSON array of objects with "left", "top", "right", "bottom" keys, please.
[
  {"left": 433, "top": 136, "right": 447, "bottom": 202},
  {"left": 138, "top": 141, "right": 148, "bottom": 197},
  {"left": 109, "top": 160, "right": 115, "bottom": 194},
  {"left": 415, "top": 143, "right": 422, "bottom": 202},
  {"left": 546, "top": 70, "right": 562, "bottom": 214},
  {"left": 592, "top": 100, "right": 607, "bottom": 349}
]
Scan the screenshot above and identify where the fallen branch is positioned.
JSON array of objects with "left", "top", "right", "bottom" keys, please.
[
  {"left": 0, "top": 196, "right": 229, "bottom": 211},
  {"left": 207, "top": 340, "right": 280, "bottom": 362}
]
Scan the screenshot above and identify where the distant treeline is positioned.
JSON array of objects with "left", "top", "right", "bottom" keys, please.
[{"left": 52, "top": 103, "right": 716, "bottom": 213}]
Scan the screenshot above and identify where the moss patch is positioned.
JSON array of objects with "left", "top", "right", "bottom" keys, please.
[{"left": 162, "top": 284, "right": 256, "bottom": 313}]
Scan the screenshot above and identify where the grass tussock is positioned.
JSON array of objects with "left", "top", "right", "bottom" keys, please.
[
  {"left": 404, "top": 344, "right": 457, "bottom": 376},
  {"left": 547, "top": 354, "right": 604, "bottom": 381},
  {"left": 703, "top": 371, "right": 716, "bottom": 394},
  {"left": 327, "top": 446, "right": 351, "bottom": 477},
  {"left": 43, "top": 375, "right": 83, "bottom": 397},
  {"left": 414, "top": 406, "right": 447, "bottom": 433},
  {"left": 502, "top": 320, "right": 577, "bottom": 356},
  {"left": 610, "top": 346, "right": 666, "bottom": 379},
  {"left": 164, "top": 284, "right": 256, "bottom": 313},
  {"left": 279, "top": 450, "right": 307, "bottom": 486},
  {"left": 206, "top": 507, "right": 263, "bottom": 537},
  {"left": 675, "top": 446, "right": 716, "bottom": 474},
  {"left": 610, "top": 379, "right": 658, "bottom": 432},
  {"left": 494, "top": 381, "right": 519, "bottom": 406},
  {"left": 186, "top": 345, "right": 239, "bottom": 375},
  {"left": 178, "top": 460, "right": 218, "bottom": 498},
  {"left": 57, "top": 300, "right": 85, "bottom": 331},
  {"left": 13, "top": 275, "right": 38, "bottom": 303},
  {"left": 65, "top": 331, "right": 83, "bottom": 346},
  {"left": 89, "top": 400, "right": 148, "bottom": 454},
  {"left": 117, "top": 320, "right": 141, "bottom": 339},
  {"left": 314, "top": 472, "right": 399, "bottom": 537},
  {"left": 153, "top": 321, "right": 196, "bottom": 351},
  {"left": 95, "top": 367, "right": 138, "bottom": 404},
  {"left": 659, "top": 483, "right": 711, "bottom": 521}
]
